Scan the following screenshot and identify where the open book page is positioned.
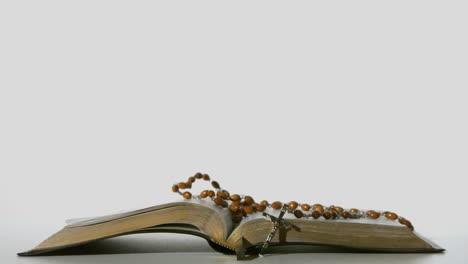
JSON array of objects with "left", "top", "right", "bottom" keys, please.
[
  {"left": 65, "top": 199, "right": 233, "bottom": 237},
  {"left": 226, "top": 207, "right": 440, "bottom": 252},
  {"left": 20, "top": 200, "right": 235, "bottom": 256}
]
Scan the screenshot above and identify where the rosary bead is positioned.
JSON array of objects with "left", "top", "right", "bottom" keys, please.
[
  {"left": 251, "top": 203, "right": 259, "bottom": 210},
  {"left": 231, "top": 201, "right": 241, "bottom": 210},
  {"left": 349, "top": 208, "right": 359, "bottom": 214},
  {"left": 194, "top": 172, "right": 203, "bottom": 179},
  {"left": 294, "top": 210, "right": 304, "bottom": 218},
  {"left": 399, "top": 218, "right": 414, "bottom": 230},
  {"left": 288, "top": 201, "right": 298, "bottom": 211},
  {"left": 313, "top": 204, "right": 324, "bottom": 213},
  {"left": 207, "top": 190, "right": 215, "bottom": 198},
  {"left": 271, "top": 201, "right": 282, "bottom": 210},
  {"left": 301, "top": 204, "right": 311, "bottom": 211},
  {"left": 335, "top": 206, "right": 343, "bottom": 213},
  {"left": 185, "top": 182, "right": 192, "bottom": 188},
  {"left": 178, "top": 182, "right": 187, "bottom": 189},
  {"left": 230, "top": 194, "right": 241, "bottom": 201},
  {"left": 200, "top": 190, "right": 208, "bottom": 198},
  {"left": 172, "top": 185, "right": 179, "bottom": 192},
  {"left": 342, "top": 211, "right": 351, "bottom": 219},
  {"left": 331, "top": 212, "right": 338, "bottom": 219},
  {"left": 188, "top": 176, "right": 196, "bottom": 183},
  {"left": 232, "top": 211, "right": 243, "bottom": 222},
  {"left": 234, "top": 210, "right": 244, "bottom": 218},
  {"left": 384, "top": 211, "right": 398, "bottom": 220},
  {"left": 211, "top": 181, "right": 220, "bottom": 189},
  {"left": 260, "top": 200, "right": 269, "bottom": 206},
  {"left": 202, "top": 174, "right": 210, "bottom": 181},
  {"left": 230, "top": 204, "right": 240, "bottom": 212},
  {"left": 323, "top": 211, "right": 332, "bottom": 219},
  {"left": 244, "top": 196, "right": 254, "bottom": 205},
  {"left": 311, "top": 210, "right": 321, "bottom": 219},
  {"left": 366, "top": 210, "right": 380, "bottom": 219},
  {"left": 223, "top": 190, "right": 230, "bottom": 199},
  {"left": 256, "top": 204, "right": 267, "bottom": 212},
  {"left": 182, "top": 191, "right": 192, "bottom": 199},
  {"left": 214, "top": 197, "right": 224, "bottom": 206},
  {"left": 243, "top": 205, "right": 254, "bottom": 214}
]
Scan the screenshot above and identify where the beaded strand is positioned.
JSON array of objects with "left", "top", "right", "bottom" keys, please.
[{"left": 171, "top": 172, "right": 414, "bottom": 230}]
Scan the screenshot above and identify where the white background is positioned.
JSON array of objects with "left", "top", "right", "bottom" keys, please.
[{"left": 1, "top": 1, "right": 467, "bottom": 263}]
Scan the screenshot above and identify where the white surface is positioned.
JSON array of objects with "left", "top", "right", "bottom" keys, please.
[{"left": 1, "top": 1, "right": 467, "bottom": 263}]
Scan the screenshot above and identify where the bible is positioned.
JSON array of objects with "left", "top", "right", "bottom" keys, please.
[{"left": 19, "top": 199, "right": 443, "bottom": 258}]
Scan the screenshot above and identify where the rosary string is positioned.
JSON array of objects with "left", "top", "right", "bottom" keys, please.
[{"left": 171, "top": 172, "right": 414, "bottom": 230}]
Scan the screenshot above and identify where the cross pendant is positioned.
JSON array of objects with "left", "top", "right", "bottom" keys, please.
[{"left": 258, "top": 204, "right": 291, "bottom": 256}]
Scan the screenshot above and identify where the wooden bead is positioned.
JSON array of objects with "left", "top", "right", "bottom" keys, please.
[
  {"left": 399, "top": 218, "right": 414, "bottom": 230},
  {"left": 349, "top": 208, "right": 359, "bottom": 213},
  {"left": 202, "top": 174, "right": 210, "bottom": 181},
  {"left": 211, "top": 181, "right": 220, "bottom": 189},
  {"left": 288, "top": 201, "right": 298, "bottom": 211},
  {"left": 256, "top": 204, "right": 267, "bottom": 212},
  {"left": 244, "top": 196, "right": 254, "bottom": 205},
  {"left": 230, "top": 203, "right": 240, "bottom": 212},
  {"left": 188, "top": 176, "right": 196, "bottom": 183},
  {"left": 301, "top": 204, "right": 311, "bottom": 211},
  {"left": 234, "top": 209, "right": 243, "bottom": 217},
  {"left": 233, "top": 210, "right": 244, "bottom": 218},
  {"left": 271, "top": 201, "right": 282, "bottom": 210},
  {"left": 366, "top": 210, "right": 380, "bottom": 219},
  {"left": 313, "top": 204, "right": 324, "bottom": 213},
  {"left": 260, "top": 200, "right": 269, "bottom": 206},
  {"left": 217, "top": 191, "right": 229, "bottom": 199},
  {"left": 311, "top": 210, "right": 321, "bottom": 219},
  {"left": 294, "top": 210, "right": 304, "bottom": 218},
  {"left": 342, "top": 211, "right": 351, "bottom": 219},
  {"left": 182, "top": 191, "right": 192, "bottom": 199},
  {"left": 178, "top": 182, "right": 187, "bottom": 189},
  {"left": 200, "top": 190, "right": 208, "bottom": 198},
  {"left": 251, "top": 203, "right": 259, "bottom": 211},
  {"left": 214, "top": 197, "right": 224, "bottom": 206},
  {"left": 384, "top": 211, "right": 398, "bottom": 220},
  {"left": 207, "top": 190, "right": 215, "bottom": 198},
  {"left": 195, "top": 172, "right": 203, "bottom": 179},
  {"left": 172, "top": 185, "right": 179, "bottom": 192},
  {"left": 185, "top": 182, "right": 192, "bottom": 188},
  {"left": 223, "top": 190, "right": 230, "bottom": 199},
  {"left": 323, "top": 211, "right": 332, "bottom": 219},
  {"left": 230, "top": 194, "right": 241, "bottom": 201},
  {"left": 335, "top": 206, "right": 343, "bottom": 213},
  {"left": 243, "top": 205, "right": 254, "bottom": 214},
  {"left": 331, "top": 212, "right": 338, "bottom": 219}
]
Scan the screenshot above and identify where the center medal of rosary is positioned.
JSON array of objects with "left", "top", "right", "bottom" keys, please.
[{"left": 173, "top": 173, "right": 416, "bottom": 258}]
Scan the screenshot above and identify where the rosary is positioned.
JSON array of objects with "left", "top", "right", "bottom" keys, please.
[{"left": 172, "top": 173, "right": 414, "bottom": 254}]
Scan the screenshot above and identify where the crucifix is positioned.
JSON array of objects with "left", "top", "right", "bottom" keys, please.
[{"left": 258, "top": 204, "right": 292, "bottom": 256}]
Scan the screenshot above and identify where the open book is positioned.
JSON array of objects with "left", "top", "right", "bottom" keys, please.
[{"left": 19, "top": 200, "right": 444, "bottom": 258}]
